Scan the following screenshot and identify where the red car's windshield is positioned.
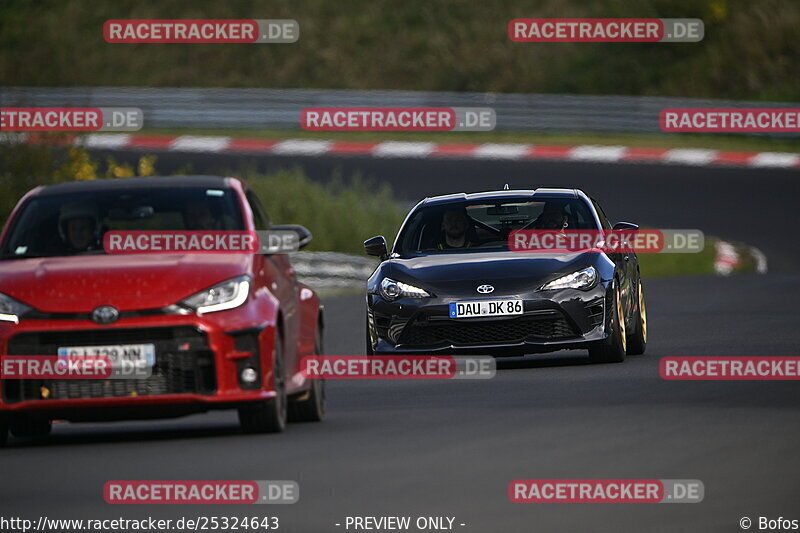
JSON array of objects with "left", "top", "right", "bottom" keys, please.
[{"left": 1, "top": 186, "right": 244, "bottom": 259}]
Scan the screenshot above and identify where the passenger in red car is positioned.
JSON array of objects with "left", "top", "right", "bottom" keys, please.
[{"left": 183, "top": 199, "right": 218, "bottom": 231}]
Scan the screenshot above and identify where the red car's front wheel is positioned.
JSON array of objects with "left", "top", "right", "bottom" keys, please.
[
  {"left": 238, "top": 332, "right": 287, "bottom": 434},
  {"left": 289, "top": 325, "right": 326, "bottom": 422}
]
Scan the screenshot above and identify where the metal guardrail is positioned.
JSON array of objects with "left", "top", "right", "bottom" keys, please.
[
  {"left": 291, "top": 251, "right": 375, "bottom": 291},
  {"left": 1, "top": 87, "right": 797, "bottom": 137}
]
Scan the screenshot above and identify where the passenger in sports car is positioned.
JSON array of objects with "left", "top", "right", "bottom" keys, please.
[{"left": 532, "top": 201, "right": 569, "bottom": 231}]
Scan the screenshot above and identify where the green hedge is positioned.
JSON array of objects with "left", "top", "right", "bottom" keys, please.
[
  {"left": 245, "top": 170, "right": 406, "bottom": 254},
  {"left": 1, "top": 0, "right": 798, "bottom": 100}
]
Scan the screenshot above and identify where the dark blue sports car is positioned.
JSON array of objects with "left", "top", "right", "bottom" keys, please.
[{"left": 363, "top": 188, "right": 647, "bottom": 363}]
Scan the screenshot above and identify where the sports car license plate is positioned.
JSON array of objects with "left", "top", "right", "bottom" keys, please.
[
  {"left": 449, "top": 299, "right": 523, "bottom": 318},
  {"left": 57, "top": 344, "right": 156, "bottom": 369}
]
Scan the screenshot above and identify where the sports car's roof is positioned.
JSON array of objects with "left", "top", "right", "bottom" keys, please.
[{"left": 420, "top": 188, "right": 580, "bottom": 206}]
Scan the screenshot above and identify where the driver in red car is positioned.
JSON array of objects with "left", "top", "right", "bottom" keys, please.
[{"left": 58, "top": 202, "right": 101, "bottom": 252}]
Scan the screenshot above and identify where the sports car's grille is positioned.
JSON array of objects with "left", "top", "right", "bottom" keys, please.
[
  {"left": 3, "top": 327, "right": 216, "bottom": 403},
  {"left": 398, "top": 314, "right": 577, "bottom": 347}
]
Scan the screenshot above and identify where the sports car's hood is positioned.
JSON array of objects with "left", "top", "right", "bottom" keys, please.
[
  {"left": 386, "top": 251, "right": 607, "bottom": 297},
  {"left": 0, "top": 254, "right": 252, "bottom": 313}
]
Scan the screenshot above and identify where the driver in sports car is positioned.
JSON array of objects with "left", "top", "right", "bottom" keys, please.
[{"left": 437, "top": 207, "right": 476, "bottom": 249}]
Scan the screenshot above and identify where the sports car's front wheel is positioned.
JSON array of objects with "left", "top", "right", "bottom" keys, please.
[
  {"left": 365, "top": 316, "right": 374, "bottom": 356},
  {"left": 626, "top": 278, "right": 647, "bottom": 355},
  {"left": 239, "top": 335, "right": 287, "bottom": 434},
  {"left": 589, "top": 281, "right": 627, "bottom": 364}
]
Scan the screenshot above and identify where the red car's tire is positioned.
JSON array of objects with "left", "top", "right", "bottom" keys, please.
[
  {"left": 289, "top": 326, "right": 326, "bottom": 423},
  {"left": 238, "top": 333, "right": 287, "bottom": 434},
  {"left": 0, "top": 417, "right": 8, "bottom": 447},
  {"left": 9, "top": 415, "right": 52, "bottom": 439}
]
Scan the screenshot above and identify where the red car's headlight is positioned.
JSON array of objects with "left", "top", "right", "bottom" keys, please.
[
  {"left": 0, "top": 292, "right": 32, "bottom": 324},
  {"left": 180, "top": 276, "right": 251, "bottom": 315}
]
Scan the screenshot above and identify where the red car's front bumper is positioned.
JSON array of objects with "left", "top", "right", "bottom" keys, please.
[{"left": 0, "top": 305, "right": 280, "bottom": 420}]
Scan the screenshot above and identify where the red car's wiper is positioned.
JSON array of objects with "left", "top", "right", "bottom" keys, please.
[{"left": 0, "top": 250, "right": 107, "bottom": 260}]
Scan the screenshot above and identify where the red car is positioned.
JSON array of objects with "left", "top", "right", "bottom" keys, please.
[{"left": 0, "top": 176, "right": 325, "bottom": 445}]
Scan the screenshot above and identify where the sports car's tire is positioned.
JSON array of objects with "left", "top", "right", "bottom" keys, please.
[
  {"left": 239, "top": 333, "right": 287, "bottom": 434},
  {"left": 589, "top": 281, "right": 627, "bottom": 364},
  {"left": 9, "top": 415, "right": 52, "bottom": 439},
  {"left": 365, "top": 317, "right": 374, "bottom": 356},
  {"left": 626, "top": 278, "right": 647, "bottom": 356},
  {"left": 288, "top": 326, "right": 326, "bottom": 423}
]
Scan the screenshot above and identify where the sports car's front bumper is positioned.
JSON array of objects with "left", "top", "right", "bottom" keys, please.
[{"left": 367, "top": 281, "right": 613, "bottom": 356}]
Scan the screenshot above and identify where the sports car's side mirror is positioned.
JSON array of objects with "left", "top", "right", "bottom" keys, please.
[
  {"left": 613, "top": 222, "right": 639, "bottom": 231},
  {"left": 271, "top": 224, "right": 313, "bottom": 250},
  {"left": 364, "top": 236, "right": 388, "bottom": 260}
]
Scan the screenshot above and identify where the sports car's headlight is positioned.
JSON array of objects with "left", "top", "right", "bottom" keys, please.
[
  {"left": 0, "top": 292, "right": 32, "bottom": 323},
  {"left": 180, "top": 276, "right": 251, "bottom": 315},
  {"left": 539, "top": 266, "right": 597, "bottom": 291},
  {"left": 379, "top": 278, "right": 431, "bottom": 301}
]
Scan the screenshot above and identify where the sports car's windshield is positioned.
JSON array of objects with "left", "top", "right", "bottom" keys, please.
[
  {"left": 0, "top": 187, "right": 244, "bottom": 259},
  {"left": 395, "top": 197, "right": 598, "bottom": 255}
]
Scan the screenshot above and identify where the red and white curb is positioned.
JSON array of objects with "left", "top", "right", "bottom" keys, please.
[
  {"left": 714, "top": 240, "right": 768, "bottom": 276},
  {"left": 9, "top": 133, "right": 800, "bottom": 169},
  {"left": 714, "top": 241, "right": 741, "bottom": 275}
]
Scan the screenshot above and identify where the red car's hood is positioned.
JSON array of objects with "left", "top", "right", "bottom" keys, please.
[{"left": 0, "top": 254, "right": 252, "bottom": 313}]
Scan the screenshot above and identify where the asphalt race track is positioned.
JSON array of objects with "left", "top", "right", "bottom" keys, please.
[{"left": 2, "top": 151, "right": 799, "bottom": 532}]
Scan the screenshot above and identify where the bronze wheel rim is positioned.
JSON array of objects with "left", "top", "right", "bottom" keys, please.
[
  {"left": 639, "top": 281, "right": 647, "bottom": 343},
  {"left": 617, "top": 286, "right": 627, "bottom": 352}
]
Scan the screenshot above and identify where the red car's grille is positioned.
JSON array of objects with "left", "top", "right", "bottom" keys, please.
[{"left": 3, "top": 327, "right": 216, "bottom": 402}]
